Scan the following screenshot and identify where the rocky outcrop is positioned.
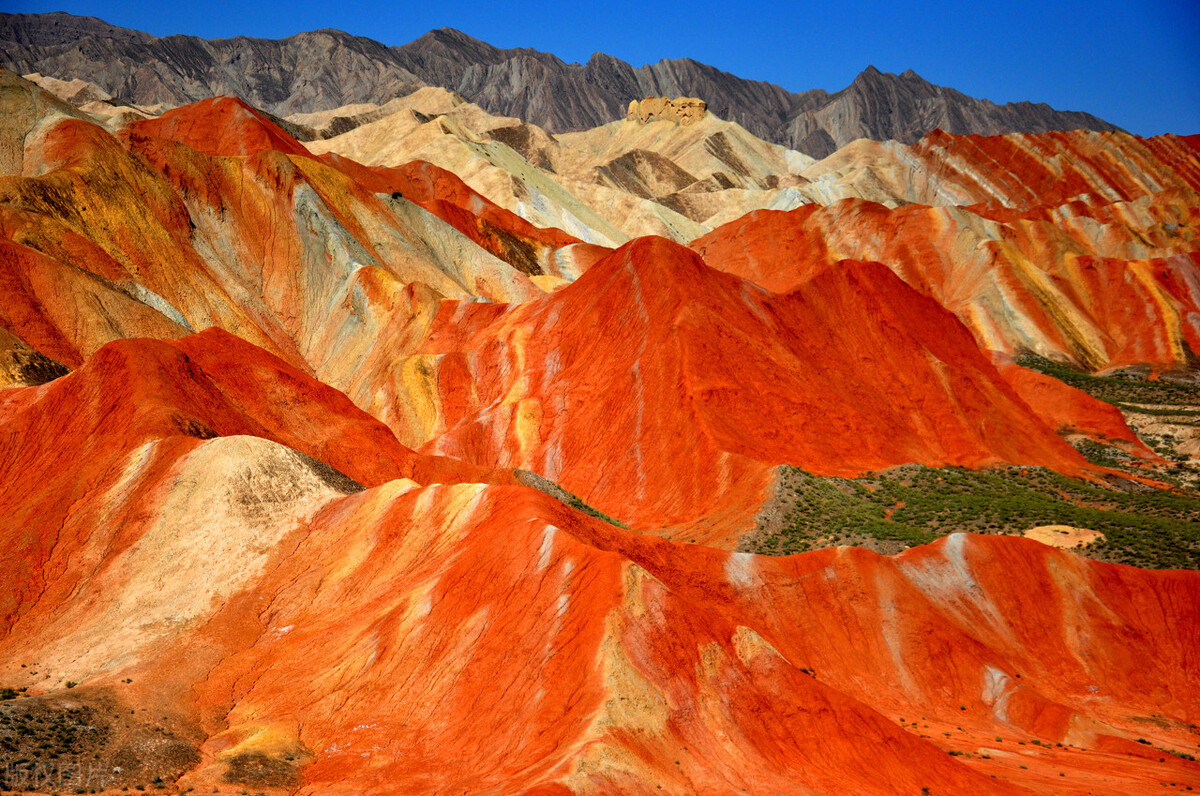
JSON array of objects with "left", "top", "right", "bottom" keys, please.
[
  {"left": 0, "top": 12, "right": 1123, "bottom": 156},
  {"left": 626, "top": 96, "right": 707, "bottom": 125},
  {"left": 0, "top": 12, "right": 425, "bottom": 115},
  {"left": 783, "top": 66, "right": 1127, "bottom": 157}
]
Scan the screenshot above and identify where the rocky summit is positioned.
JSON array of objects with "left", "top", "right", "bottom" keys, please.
[
  {"left": 627, "top": 96, "right": 708, "bottom": 125},
  {"left": 0, "top": 12, "right": 1198, "bottom": 796}
]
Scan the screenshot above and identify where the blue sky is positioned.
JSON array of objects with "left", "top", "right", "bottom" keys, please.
[{"left": 7, "top": 0, "right": 1199, "bottom": 135}]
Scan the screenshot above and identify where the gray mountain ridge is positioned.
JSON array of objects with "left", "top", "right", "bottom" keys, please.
[{"left": 0, "top": 12, "right": 1122, "bottom": 157}]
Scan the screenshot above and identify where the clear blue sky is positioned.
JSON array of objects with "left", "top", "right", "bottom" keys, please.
[{"left": 7, "top": 0, "right": 1199, "bottom": 135}]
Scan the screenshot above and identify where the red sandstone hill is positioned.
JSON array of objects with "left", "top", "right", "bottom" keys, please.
[
  {"left": 1, "top": 72, "right": 1199, "bottom": 795},
  {"left": 0, "top": 332, "right": 1197, "bottom": 795},
  {"left": 911, "top": 129, "right": 1200, "bottom": 210},
  {"left": 414, "top": 236, "right": 1093, "bottom": 541},
  {"left": 692, "top": 194, "right": 1200, "bottom": 371},
  {"left": 1, "top": 77, "right": 1143, "bottom": 543},
  {"left": 128, "top": 95, "right": 588, "bottom": 275},
  {"left": 691, "top": 129, "right": 1200, "bottom": 372}
]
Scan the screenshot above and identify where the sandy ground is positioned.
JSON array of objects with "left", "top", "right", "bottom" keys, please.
[{"left": 1023, "top": 525, "right": 1106, "bottom": 549}]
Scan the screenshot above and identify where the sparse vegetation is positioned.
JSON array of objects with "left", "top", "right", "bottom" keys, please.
[
  {"left": 1019, "top": 354, "right": 1200, "bottom": 488},
  {"left": 0, "top": 692, "right": 198, "bottom": 793},
  {"left": 513, "top": 469, "right": 629, "bottom": 528},
  {"left": 746, "top": 463, "right": 1200, "bottom": 569},
  {"left": 1018, "top": 355, "right": 1200, "bottom": 407}
]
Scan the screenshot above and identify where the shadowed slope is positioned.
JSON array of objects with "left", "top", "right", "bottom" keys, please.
[{"left": 319, "top": 155, "right": 600, "bottom": 277}]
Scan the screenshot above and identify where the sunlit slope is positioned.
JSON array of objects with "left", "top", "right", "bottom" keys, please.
[{"left": 0, "top": 333, "right": 1195, "bottom": 794}]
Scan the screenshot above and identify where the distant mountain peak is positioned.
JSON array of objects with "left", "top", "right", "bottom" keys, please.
[
  {"left": 428, "top": 27, "right": 481, "bottom": 43},
  {"left": 0, "top": 11, "right": 1123, "bottom": 156}
]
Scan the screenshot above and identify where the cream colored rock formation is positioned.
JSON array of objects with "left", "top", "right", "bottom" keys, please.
[
  {"left": 22, "top": 72, "right": 113, "bottom": 106},
  {"left": 1023, "top": 525, "right": 1106, "bottom": 549},
  {"left": 304, "top": 91, "right": 707, "bottom": 244},
  {"left": 627, "top": 96, "right": 708, "bottom": 126},
  {"left": 307, "top": 89, "right": 816, "bottom": 240}
]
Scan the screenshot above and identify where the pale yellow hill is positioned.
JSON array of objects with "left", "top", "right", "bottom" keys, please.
[{"left": 305, "top": 93, "right": 710, "bottom": 243}]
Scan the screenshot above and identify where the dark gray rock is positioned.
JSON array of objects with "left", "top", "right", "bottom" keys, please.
[
  {"left": 0, "top": 12, "right": 425, "bottom": 114},
  {"left": 0, "top": 12, "right": 1123, "bottom": 156}
]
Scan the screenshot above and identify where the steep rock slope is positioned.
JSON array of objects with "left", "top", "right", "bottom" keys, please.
[
  {"left": 0, "top": 74, "right": 573, "bottom": 394},
  {"left": 405, "top": 236, "right": 1089, "bottom": 542},
  {"left": 0, "top": 12, "right": 425, "bottom": 114},
  {"left": 0, "top": 13, "right": 1122, "bottom": 156},
  {"left": 784, "top": 66, "right": 1125, "bottom": 157},
  {"left": 0, "top": 334, "right": 1195, "bottom": 794},
  {"left": 694, "top": 131, "right": 1200, "bottom": 370},
  {"left": 302, "top": 89, "right": 708, "bottom": 244}
]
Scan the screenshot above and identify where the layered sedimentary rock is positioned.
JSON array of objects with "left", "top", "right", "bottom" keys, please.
[
  {"left": 0, "top": 72, "right": 573, "bottom": 371},
  {"left": 304, "top": 88, "right": 812, "bottom": 241},
  {"left": 2, "top": 71, "right": 1187, "bottom": 542},
  {"left": 692, "top": 135, "right": 1200, "bottom": 371},
  {"left": 796, "top": 128, "right": 1200, "bottom": 208},
  {"left": 300, "top": 88, "right": 709, "bottom": 244},
  {"left": 0, "top": 331, "right": 1197, "bottom": 794},
  {"left": 626, "top": 96, "right": 707, "bottom": 125},
  {"left": 1, "top": 12, "right": 1122, "bottom": 156},
  {"left": 407, "top": 238, "right": 1090, "bottom": 542},
  {"left": 0, "top": 73, "right": 1130, "bottom": 541},
  {"left": 304, "top": 87, "right": 1195, "bottom": 262},
  {"left": 1, "top": 47, "right": 1200, "bottom": 796}
]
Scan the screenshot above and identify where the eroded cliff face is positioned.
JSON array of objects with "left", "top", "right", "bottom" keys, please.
[
  {"left": 0, "top": 331, "right": 1197, "bottom": 795},
  {"left": 1, "top": 65, "right": 1199, "bottom": 796},
  {"left": 626, "top": 96, "right": 708, "bottom": 125}
]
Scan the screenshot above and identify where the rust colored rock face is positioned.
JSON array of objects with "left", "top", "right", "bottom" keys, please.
[
  {"left": 995, "top": 359, "right": 1155, "bottom": 455},
  {"left": 693, "top": 135, "right": 1200, "bottom": 370},
  {"left": 0, "top": 334, "right": 1196, "bottom": 795},
  {"left": 321, "top": 155, "right": 585, "bottom": 274},
  {"left": 130, "top": 96, "right": 317, "bottom": 159},
  {"left": 411, "top": 238, "right": 1090, "bottom": 543},
  {"left": 1, "top": 77, "right": 1199, "bottom": 795}
]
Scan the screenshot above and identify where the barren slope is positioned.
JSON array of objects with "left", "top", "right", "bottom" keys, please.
[{"left": 0, "top": 333, "right": 1195, "bottom": 794}]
